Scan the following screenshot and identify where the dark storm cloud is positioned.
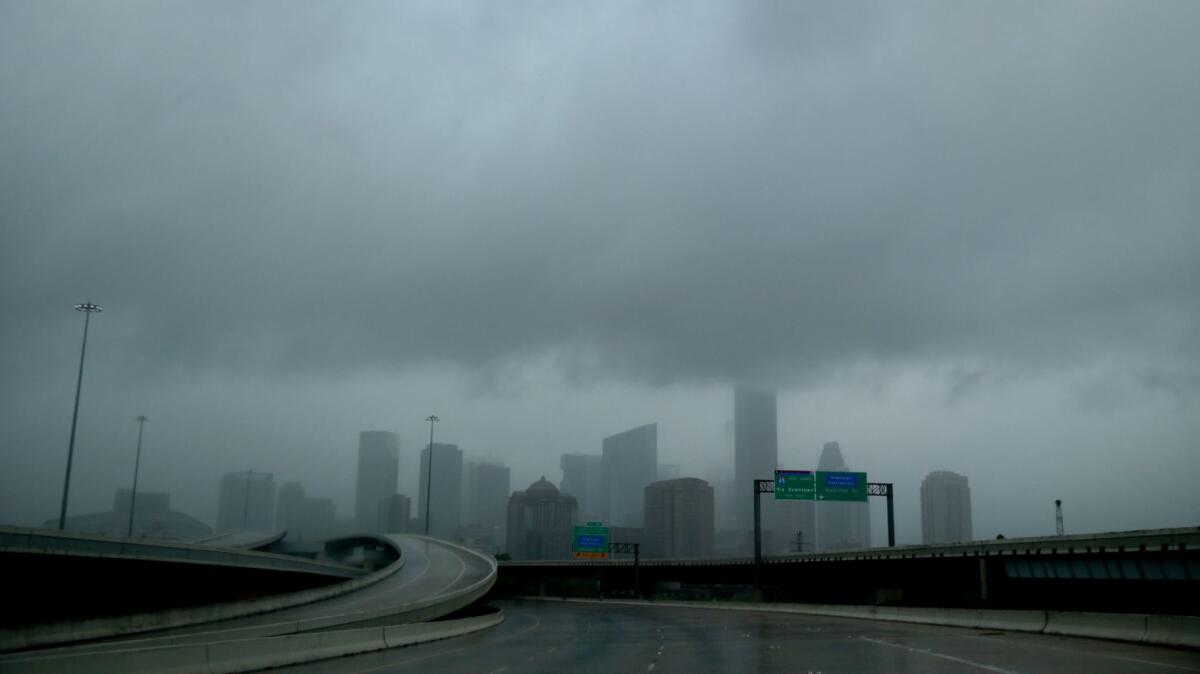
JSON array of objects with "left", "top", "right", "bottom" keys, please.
[{"left": 2, "top": 0, "right": 1197, "bottom": 389}]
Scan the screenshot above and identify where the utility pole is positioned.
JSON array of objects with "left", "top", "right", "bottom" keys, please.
[
  {"left": 1055, "top": 499, "right": 1064, "bottom": 536},
  {"left": 794, "top": 529, "right": 804, "bottom": 553},
  {"left": 126, "top": 415, "right": 148, "bottom": 538},
  {"left": 59, "top": 301, "right": 103, "bottom": 530},
  {"left": 424, "top": 415, "right": 439, "bottom": 536}
]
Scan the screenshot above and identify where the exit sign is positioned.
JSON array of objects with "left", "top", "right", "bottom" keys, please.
[{"left": 774, "top": 470, "right": 815, "bottom": 500}]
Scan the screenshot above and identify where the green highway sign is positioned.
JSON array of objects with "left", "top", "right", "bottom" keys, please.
[
  {"left": 774, "top": 470, "right": 815, "bottom": 500},
  {"left": 816, "top": 471, "right": 868, "bottom": 502},
  {"left": 573, "top": 523, "right": 609, "bottom": 559}
]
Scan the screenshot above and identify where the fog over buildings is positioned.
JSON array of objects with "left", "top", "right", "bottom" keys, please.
[{"left": 2, "top": 3, "right": 1198, "bottom": 545}]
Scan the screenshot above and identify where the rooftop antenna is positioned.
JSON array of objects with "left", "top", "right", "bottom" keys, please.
[{"left": 1055, "top": 499, "right": 1064, "bottom": 536}]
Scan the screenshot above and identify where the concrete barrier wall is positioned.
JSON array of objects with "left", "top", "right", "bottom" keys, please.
[
  {"left": 525, "top": 598, "right": 1193, "bottom": 649},
  {"left": 0, "top": 526, "right": 355, "bottom": 578},
  {"left": 1143, "top": 615, "right": 1200, "bottom": 649},
  {"left": 1, "top": 535, "right": 405, "bottom": 652},
  {"left": 1043, "top": 611, "right": 1148, "bottom": 643},
  {"left": 3, "top": 611, "right": 504, "bottom": 674}
]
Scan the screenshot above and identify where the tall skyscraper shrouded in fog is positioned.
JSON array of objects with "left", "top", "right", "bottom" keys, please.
[
  {"left": 921, "top": 471, "right": 973, "bottom": 544},
  {"left": 216, "top": 471, "right": 276, "bottom": 532},
  {"left": 356, "top": 431, "right": 399, "bottom": 533},
  {"left": 815, "top": 442, "right": 870, "bottom": 550},
  {"left": 734, "top": 388, "right": 777, "bottom": 541},
  {"left": 464, "top": 460, "right": 510, "bottom": 548},
  {"left": 560, "top": 453, "right": 605, "bottom": 523},
  {"left": 505, "top": 476, "right": 577, "bottom": 560},
  {"left": 419, "top": 443, "right": 463, "bottom": 540},
  {"left": 602, "top": 423, "right": 658, "bottom": 527},
  {"left": 378, "top": 494, "right": 411, "bottom": 534},
  {"left": 276, "top": 482, "right": 336, "bottom": 542},
  {"left": 644, "top": 477, "right": 715, "bottom": 559}
]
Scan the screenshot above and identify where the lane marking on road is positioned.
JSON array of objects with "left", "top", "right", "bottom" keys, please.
[
  {"left": 859, "top": 635, "right": 1019, "bottom": 674},
  {"left": 433, "top": 547, "right": 469, "bottom": 595},
  {"left": 547, "top": 646, "right": 558, "bottom": 653},
  {"left": 647, "top": 664, "right": 656, "bottom": 671},
  {"left": 489, "top": 668, "right": 508, "bottom": 674}
]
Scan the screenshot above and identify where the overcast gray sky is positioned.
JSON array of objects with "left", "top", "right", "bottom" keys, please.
[{"left": 2, "top": 1, "right": 1197, "bottom": 543}]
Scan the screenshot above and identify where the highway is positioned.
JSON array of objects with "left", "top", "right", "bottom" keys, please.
[
  {"left": 3, "top": 534, "right": 496, "bottom": 659},
  {"left": 275, "top": 599, "right": 1200, "bottom": 673}
]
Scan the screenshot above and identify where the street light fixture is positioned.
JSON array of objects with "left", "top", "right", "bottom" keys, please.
[
  {"left": 424, "top": 415, "right": 439, "bottom": 536},
  {"left": 126, "top": 415, "right": 148, "bottom": 538},
  {"left": 58, "top": 301, "right": 102, "bottom": 530}
]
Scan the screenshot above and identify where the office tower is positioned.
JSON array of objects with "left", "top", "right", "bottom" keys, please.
[
  {"left": 505, "top": 477, "right": 578, "bottom": 560},
  {"left": 644, "top": 478, "right": 715, "bottom": 559},
  {"left": 734, "top": 388, "right": 777, "bottom": 534},
  {"left": 276, "top": 482, "right": 306, "bottom": 539},
  {"left": 815, "top": 442, "right": 870, "bottom": 550},
  {"left": 921, "top": 471, "right": 973, "bottom": 544},
  {"left": 216, "top": 471, "right": 276, "bottom": 531},
  {"left": 419, "top": 443, "right": 463, "bottom": 540},
  {"left": 465, "top": 460, "right": 511, "bottom": 548},
  {"left": 602, "top": 423, "right": 658, "bottom": 527},
  {"left": 276, "top": 482, "right": 336, "bottom": 542},
  {"left": 378, "top": 494, "right": 412, "bottom": 534},
  {"left": 356, "top": 431, "right": 400, "bottom": 533},
  {"left": 560, "top": 453, "right": 606, "bottom": 522}
]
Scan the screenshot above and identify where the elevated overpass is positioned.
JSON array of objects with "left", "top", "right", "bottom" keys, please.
[
  {"left": 499, "top": 526, "right": 1200, "bottom": 614},
  {"left": 184, "top": 529, "right": 288, "bottom": 551},
  {"left": 1, "top": 529, "right": 498, "bottom": 671}
]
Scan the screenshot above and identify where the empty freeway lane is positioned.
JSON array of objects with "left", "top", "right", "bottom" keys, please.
[{"left": 274, "top": 599, "right": 1200, "bottom": 674}]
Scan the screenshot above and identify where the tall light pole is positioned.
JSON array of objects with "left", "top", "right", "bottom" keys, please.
[
  {"left": 126, "top": 415, "right": 148, "bottom": 538},
  {"left": 423, "top": 415, "right": 439, "bottom": 536},
  {"left": 59, "top": 301, "right": 103, "bottom": 530}
]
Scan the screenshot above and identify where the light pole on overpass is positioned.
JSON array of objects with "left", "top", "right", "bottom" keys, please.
[
  {"left": 58, "top": 300, "right": 103, "bottom": 530},
  {"left": 126, "top": 415, "right": 148, "bottom": 538},
  {"left": 423, "top": 415, "right": 439, "bottom": 536}
]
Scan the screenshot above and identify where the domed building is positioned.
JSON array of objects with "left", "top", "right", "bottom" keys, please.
[{"left": 505, "top": 476, "right": 578, "bottom": 560}]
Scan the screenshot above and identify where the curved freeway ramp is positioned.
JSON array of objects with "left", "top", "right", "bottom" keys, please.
[
  {"left": 1, "top": 534, "right": 499, "bottom": 671},
  {"left": 184, "top": 529, "right": 288, "bottom": 551}
]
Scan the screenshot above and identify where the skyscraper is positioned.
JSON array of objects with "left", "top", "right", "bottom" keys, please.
[
  {"left": 560, "top": 453, "right": 606, "bottom": 522},
  {"left": 276, "top": 482, "right": 336, "bottom": 542},
  {"left": 734, "top": 387, "right": 777, "bottom": 540},
  {"left": 419, "top": 442, "right": 463, "bottom": 540},
  {"left": 378, "top": 494, "right": 412, "bottom": 534},
  {"left": 643, "top": 477, "right": 715, "bottom": 559},
  {"left": 465, "top": 460, "right": 510, "bottom": 548},
  {"left": 356, "top": 431, "right": 400, "bottom": 533},
  {"left": 505, "top": 476, "right": 578, "bottom": 560},
  {"left": 921, "top": 471, "right": 973, "bottom": 544},
  {"left": 815, "top": 442, "right": 870, "bottom": 550},
  {"left": 216, "top": 471, "right": 276, "bottom": 532},
  {"left": 602, "top": 423, "right": 658, "bottom": 527}
]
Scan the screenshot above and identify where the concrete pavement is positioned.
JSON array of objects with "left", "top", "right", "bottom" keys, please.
[{"left": 274, "top": 599, "right": 1200, "bottom": 673}]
